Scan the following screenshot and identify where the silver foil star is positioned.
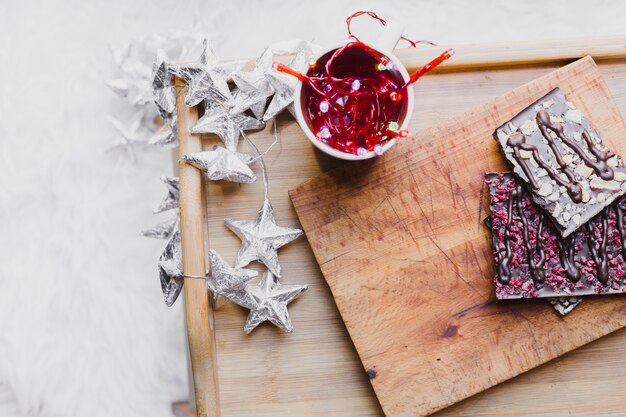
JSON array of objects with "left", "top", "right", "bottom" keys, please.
[
  {"left": 201, "top": 40, "right": 247, "bottom": 83},
  {"left": 190, "top": 102, "right": 265, "bottom": 151},
  {"left": 154, "top": 176, "right": 179, "bottom": 213},
  {"left": 106, "top": 42, "right": 153, "bottom": 106},
  {"left": 159, "top": 229, "right": 184, "bottom": 307},
  {"left": 142, "top": 211, "right": 180, "bottom": 239},
  {"left": 224, "top": 198, "right": 303, "bottom": 276},
  {"left": 207, "top": 249, "right": 258, "bottom": 305},
  {"left": 171, "top": 39, "right": 245, "bottom": 107},
  {"left": 263, "top": 45, "right": 309, "bottom": 121},
  {"left": 224, "top": 270, "right": 307, "bottom": 333},
  {"left": 230, "top": 87, "right": 268, "bottom": 120},
  {"left": 148, "top": 115, "right": 177, "bottom": 147},
  {"left": 231, "top": 48, "right": 275, "bottom": 118},
  {"left": 151, "top": 49, "right": 176, "bottom": 117},
  {"left": 182, "top": 145, "right": 256, "bottom": 183}
]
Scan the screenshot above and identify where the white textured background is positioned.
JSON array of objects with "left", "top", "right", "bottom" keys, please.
[{"left": 0, "top": 1, "right": 625, "bottom": 416}]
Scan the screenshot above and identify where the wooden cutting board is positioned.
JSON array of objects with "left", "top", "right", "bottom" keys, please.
[{"left": 289, "top": 56, "right": 626, "bottom": 417}]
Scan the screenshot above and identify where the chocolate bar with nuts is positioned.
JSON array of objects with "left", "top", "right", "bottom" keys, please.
[
  {"left": 494, "top": 87, "right": 626, "bottom": 237},
  {"left": 486, "top": 172, "right": 626, "bottom": 300}
]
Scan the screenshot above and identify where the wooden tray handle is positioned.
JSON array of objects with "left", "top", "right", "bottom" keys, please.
[
  {"left": 396, "top": 35, "right": 626, "bottom": 71},
  {"left": 176, "top": 77, "right": 221, "bottom": 417}
]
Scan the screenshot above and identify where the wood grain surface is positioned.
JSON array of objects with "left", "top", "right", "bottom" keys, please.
[
  {"left": 181, "top": 45, "right": 626, "bottom": 416},
  {"left": 289, "top": 56, "right": 626, "bottom": 417}
]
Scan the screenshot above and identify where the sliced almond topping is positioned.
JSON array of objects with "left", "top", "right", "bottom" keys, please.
[
  {"left": 550, "top": 115, "right": 564, "bottom": 124},
  {"left": 520, "top": 119, "right": 538, "bottom": 135},
  {"left": 614, "top": 171, "right": 626, "bottom": 182},
  {"left": 581, "top": 186, "right": 590, "bottom": 203},
  {"left": 590, "top": 178, "right": 622, "bottom": 191},
  {"left": 537, "top": 182, "right": 553, "bottom": 196},
  {"left": 547, "top": 192, "right": 560, "bottom": 202},
  {"left": 519, "top": 149, "right": 533, "bottom": 159},
  {"left": 575, "top": 163, "right": 593, "bottom": 179},
  {"left": 565, "top": 109, "right": 582, "bottom": 124}
]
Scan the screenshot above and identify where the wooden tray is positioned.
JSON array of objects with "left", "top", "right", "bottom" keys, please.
[{"left": 175, "top": 36, "right": 626, "bottom": 417}]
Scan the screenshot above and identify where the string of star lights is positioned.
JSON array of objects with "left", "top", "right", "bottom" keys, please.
[{"left": 273, "top": 11, "right": 454, "bottom": 156}]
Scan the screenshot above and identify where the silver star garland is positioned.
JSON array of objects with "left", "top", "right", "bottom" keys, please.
[
  {"left": 207, "top": 249, "right": 258, "bottom": 305},
  {"left": 108, "top": 34, "right": 315, "bottom": 318},
  {"left": 224, "top": 270, "right": 307, "bottom": 333},
  {"left": 182, "top": 145, "right": 256, "bottom": 183},
  {"left": 159, "top": 229, "right": 184, "bottom": 307}
]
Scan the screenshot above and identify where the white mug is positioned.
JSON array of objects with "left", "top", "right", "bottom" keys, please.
[{"left": 293, "top": 21, "right": 414, "bottom": 161}]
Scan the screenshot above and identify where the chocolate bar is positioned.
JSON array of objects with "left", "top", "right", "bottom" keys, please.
[
  {"left": 494, "top": 88, "right": 626, "bottom": 237},
  {"left": 485, "top": 172, "right": 626, "bottom": 299},
  {"left": 483, "top": 214, "right": 583, "bottom": 314}
]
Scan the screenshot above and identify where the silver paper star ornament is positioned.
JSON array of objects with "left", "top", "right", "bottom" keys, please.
[
  {"left": 171, "top": 39, "right": 244, "bottom": 108},
  {"left": 159, "top": 229, "right": 184, "bottom": 307},
  {"left": 207, "top": 249, "right": 258, "bottom": 305},
  {"left": 198, "top": 39, "right": 247, "bottom": 83},
  {"left": 190, "top": 103, "right": 265, "bottom": 151},
  {"left": 151, "top": 49, "right": 176, "bottom": 117},
  {"left": 263, "top": 45, "right": 309, "bottom": 121},
  {"left": 106, "top": 42, "right": 153, "bottom": 106},
  {"left": 154, "top": 176, "right": 179, "bottom": 213},
  {"left": 224, "top": 198, "right": 303, "bottom": 276},
  {"left": 142, "top": 212, "right": 179, "bottom": 240},
  {"left": 148, "top": 115, "right": 178, "bottom": 147},
  {"left": 225, "top": 270, "right": 307, "bottom": 333},
  {"left": 230, "top": 87, "right": 268, "bottom": 120},
  {"left": 182, "top": 146, "right": 256, "bottom": 183},
  {"left": 231, "top": 48, "right": 275, "bottom": 118}
]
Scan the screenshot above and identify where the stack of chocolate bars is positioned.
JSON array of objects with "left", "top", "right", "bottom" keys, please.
[{"left": 486, "top": 87, "right": 626, "bottom": 315}]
